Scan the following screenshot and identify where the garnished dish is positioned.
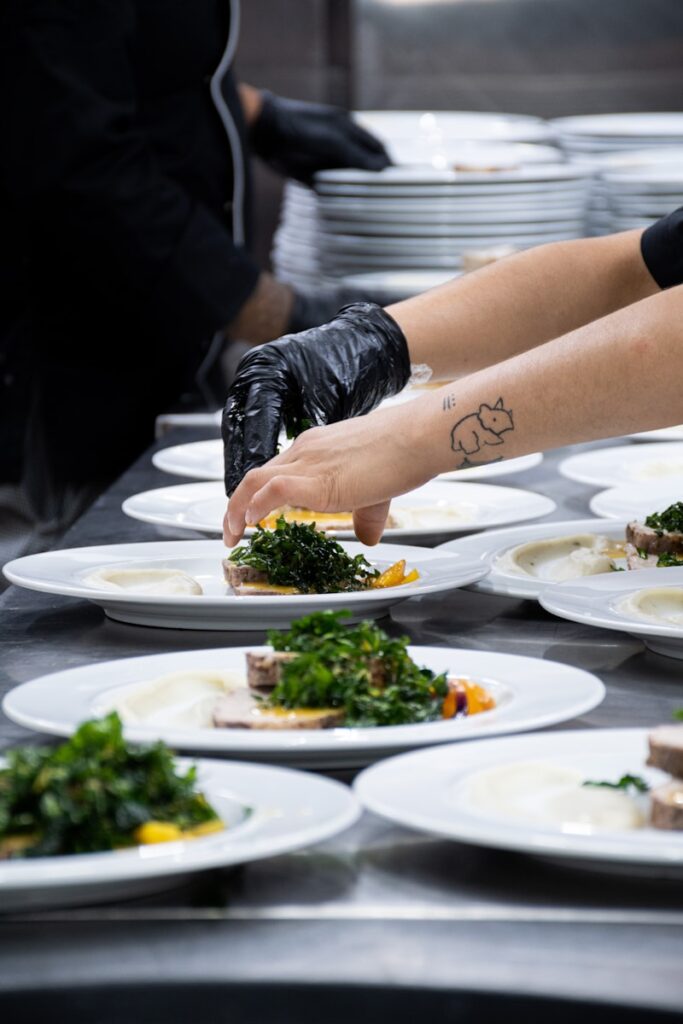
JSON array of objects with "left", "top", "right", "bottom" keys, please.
[
  {"left": 495, "top": 532, "right": 626, "bottom": 582},
  {"left": 259, "top": 507, "right": 397, "bottom": 533},
  {"left": 625, "top": 501, "right": 683, "bottom": 569},
  {"left": 0, "top": 713, "right": 222, "bottom": 860},
  {"left": 224, "top": 517, "right": 419, "bottom": 595},
  {"left": 110, "top": 611, "right": 496, "bottom": 732}
]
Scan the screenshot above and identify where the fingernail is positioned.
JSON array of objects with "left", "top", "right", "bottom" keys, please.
[{"left": 245, "top": 507, "right": 256, "bottom": 526}]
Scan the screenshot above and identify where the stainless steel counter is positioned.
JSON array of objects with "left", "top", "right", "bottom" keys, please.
[{"left": 1, "top": 429, "right": 682, "bottom": 1020}]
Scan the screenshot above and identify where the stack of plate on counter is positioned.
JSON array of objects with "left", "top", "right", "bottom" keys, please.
[
  {"left": 552, "top": 113, "right": 683, "bottom": 158},
  {"left": 271, "top": 109, "right": 583, "bottom": 296},
  {"left": 273, "top": 163, "right": 590, "bottom": 294}
]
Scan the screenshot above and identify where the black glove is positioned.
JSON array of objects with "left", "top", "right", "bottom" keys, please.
[
  {"left": 250, "top": 92, "right": 390, "bottom": 186},
  {"left": 222, "top": 303, "right": 410, "bottom": 495}
]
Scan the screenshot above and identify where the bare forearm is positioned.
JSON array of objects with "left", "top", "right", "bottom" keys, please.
[
  {"left": 388, "top": 230, "right": 659, "bottom": 380},
  {"left": 409, "top": 283, "right": 683, "bottom": 478}
]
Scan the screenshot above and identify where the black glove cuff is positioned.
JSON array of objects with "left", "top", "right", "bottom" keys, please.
[{"left": 334, "top": 302, "right": 412, "bottom": 405}]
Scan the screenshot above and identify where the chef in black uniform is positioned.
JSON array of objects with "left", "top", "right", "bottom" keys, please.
[{"left": 0, "top": 0, "right": 388, "bottom": 543}]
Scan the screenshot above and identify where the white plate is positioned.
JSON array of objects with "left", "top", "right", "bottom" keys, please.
[
  {"left": 2, "top": 540, "right": 486, "bottom": 631},
  {"left": 153, "top": 440, "right": 542, "bottom": 486},
  {"left": 591, "top": 480, "right": 683, "bottom": 521},
  {"left": 438, "top": 517, "right": 628, "bottom": 599},
  {"left": 553, "top": 113, "right": 683, "bottom": 138},
  {"left": 355, "top": 729, "right": 683, "bottom": 871},
  {"left": 2, "top": 646, "right": 605, "bottom": 769},
  {"left": 539, "top": 566, "right": 683, "bottom": 659},
  {"left": 628, "top": 426, "right": 683, "bottom": 443},
  {"left": 315, "top": 165, "right": 587, "bottom": 187},
  {"left": 354, "top": 110, "right": 552, "bottom": 145},
  {"left": 560, "top": 442, "right": 683, "bottom": 489},
  {"left": 122, "top": 479, "right": 556, "bottom": 540},
  {"left": 0, "top": 757, "right": 359, "bottom": 911}
]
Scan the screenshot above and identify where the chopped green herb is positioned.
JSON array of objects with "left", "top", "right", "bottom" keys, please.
[
  {"left": 265, "top": 610, "right": 448, "bottom": 727},
  {"left": 229, "top": 516, "right": 379, "bottom": 593},
  {"left": 0, "top": 713, "right": 218, "bottom": 859},
  {"left": 673, "top": 708, "right": 683, "bottom": 721},
  {"left": 583, "top": 773, "right": 649, "bottom": 795},
  {"left": 644, "top": 502, "right": 683, "bottom": 533},
  {"left": 636, "top": 547, "right": 650, "bottom": 560},
  {"left": 656, "top": 551, "right": 683, "bottom": 567}
]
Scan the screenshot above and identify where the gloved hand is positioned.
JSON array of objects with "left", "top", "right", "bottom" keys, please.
[
  {"left": 222, "top": 302, "right": 410, "bottom": 495},
  {"left": 250, "top": 92, "right": 390, "bottom": 185}
]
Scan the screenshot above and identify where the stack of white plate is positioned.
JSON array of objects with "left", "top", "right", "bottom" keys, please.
[
  {"left": 273, "top": 163, "right": 590, "bottom": 290},
  {"left": 591, "top": 163, "right": 683, "bottom": 236},
  {"left": 567, "top": 146, "right": 683, "bottom": 236},
  {"left": 552, "top": 113, "right": 683, "bottom": 158}
]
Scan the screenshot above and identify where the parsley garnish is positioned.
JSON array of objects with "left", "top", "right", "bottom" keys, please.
[
  {"left": 645, "top": 502, "right": 683, "bottom": 533},
  {"left": 673, "top": 708, "right": 683, "bottom": 721},
  {"left": 265, "top": 611, "right": 448, "bottom": 727},
  {"left": 229, "top": 516, "right": 379, "bottom": 593},
  {"left": 656, "top": 551, "right": 683, "bottom": 567},
  {"left": 0, "top": 713, "right": 218, "bottom": 858},
  {"left": 583, "top": 773, "right": 649, "bottom": 794}
]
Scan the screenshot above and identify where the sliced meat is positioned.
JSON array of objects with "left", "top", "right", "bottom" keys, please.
[
  {"left": 245, "top": 649, "right": 387, "bottom": 690},
  {"left": 246, "top": 651, "right": 298, "bottom": 690},
  {"left": 651, "top": 781, "right": 683, "bottom": 830},
  {"left": 212, "top": 688, "right": 344, "bottom": 730},
  {"left": 626, "top": 522, "right": 683, "bottom": 557},
  {"left": 222, "top": 561, "right": 299, "bottom": 596},
  {"left": 647, "top": 724, "right": 683, "bottom": 778},
  {"left": 625, "top": 543, "right": 659, "bottom": 570}
]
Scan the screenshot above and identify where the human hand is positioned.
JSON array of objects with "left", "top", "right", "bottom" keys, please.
[
  {"left": 250, "top": 92, "right": 390, "bottom": 185},
  {"left": 223, "top": 399, "right": 438, "bottom": 547},
  {"left": 222, "top": 303, "right": 411, "bottom": 497}
]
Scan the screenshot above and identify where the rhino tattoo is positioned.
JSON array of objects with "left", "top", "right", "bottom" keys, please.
[{"left": 451, "top": 398, "right": 514, "bottom": 460}]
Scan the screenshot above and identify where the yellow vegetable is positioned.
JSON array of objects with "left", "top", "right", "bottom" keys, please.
[
  {"left": 135, "top": 821, "right": 184, "bottom": 845},
  {"left": 371, "top": 560, "right": 420, "bottom": 589}
]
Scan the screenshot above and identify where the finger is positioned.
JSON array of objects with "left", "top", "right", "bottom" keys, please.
[
  {"left": 352, "top": 501, "right": 391, "bottom": 546},
  {"left": 244, "top": 473, "right": 331, "bottom": 528},
  {"left": 222, "top": 393, "right": 245, "bottom": 497},
  {"left": 223, "top": 503, "right": 241, "bottom": 547},
  {"left": 231, "top": 381, "right": 285, "bottom": 494}
]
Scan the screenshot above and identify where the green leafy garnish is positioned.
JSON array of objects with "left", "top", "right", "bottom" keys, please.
[
  {"left": 656, "top": 551, "right": 683, "bottom": 567},
  {"left": 583, "top": 773, "right": 649, "bottom": 794},
  {"left": 265, "top": 611, "right": 448, "bottom": 727},
  {"left": 645, "top": 502, "right": 683, "bottom": 534},
  {"left": 229, "top": 516, "right": 379, "bottom": 593},
  {"left": 0, "top": 713, "right": 219, "bottom": 859},
  {"left": 673, "top": 708, "right": 683, "bottom": 721}
]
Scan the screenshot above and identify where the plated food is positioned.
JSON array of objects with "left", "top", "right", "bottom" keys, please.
[
  {"left": 224, "top": 517, "right": 418, "bottom": 595},
  {"left": 560, "top": 441, "right": 683, "bottom": 489},
  {"left": 2, "top": 643, "right": 604, "bottom": 768},
  {"left": 354, "top": 728, "right": 683, "bottom": 871},
  {"left": 0, "top": 738, "right": 359, "bottom": 912},
  {"left": 2, "top": 539, "right": 482, "bottom": 630},
  {"left": 441, "top": 505, "right": 683, "bottom": 600},
  {"left": 121, "top": 479, "right": 556, "bottom": 541},
  {"left": 539, "top": 564, "right": 683, "bottom": 660},
  {"left": 0, "top": 713, "right": 222, "bottom": 860}
]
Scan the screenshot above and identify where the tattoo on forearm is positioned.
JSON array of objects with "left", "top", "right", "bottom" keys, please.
[
  {"left": 450, "top": 398, "right": 514, "bottom": 466},
  {"left": 442, "top": 392, "right": 457, "bottom": 411}
]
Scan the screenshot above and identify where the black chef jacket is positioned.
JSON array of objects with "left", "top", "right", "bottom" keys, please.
[
  {"left": 641, "top": 207, "right": 683, "bottom": 289},
  {"left": 0, "top": 0, "right": 259, "bottom": 503}
]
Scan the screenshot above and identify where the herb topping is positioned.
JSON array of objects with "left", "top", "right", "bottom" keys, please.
[
  {"left": 229, "top": 516, "right": 379, "bottom": 593},
  {"left": 583, "top": 773, "right": 650, "bottom": 795},
  {"left": 644, "top": 502, "right": 683, "bottom": 534}
]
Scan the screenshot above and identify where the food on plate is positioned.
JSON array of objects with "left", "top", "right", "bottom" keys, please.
[
  {"left": 625, "top": 502, "right": 683, "bottom": 569},
  {"left": 215, "top": 610, "right": 495, "bottom": 729},
  {"left": 467, "top": 762, "right": 645, "bottom": 832},
  {"left": 617, "top": 586, "right": 683, "bottom": 625},
  {"left": 647, "top": 724, "right": 683, "bottom": 830},
  {"left": 224, "top": 516, "right": 418, "bottom": 595},
  {"left": 259, "top": 507, "right": 397, "bottom": 532},
  {"left": 496, "top": 533, "right": 625, "bottom": 582},
  {"left": 0, "top": 713, "right": 222, "bottom": 859},
  {"left": 83, "top": 567, "right": 203, "bottom": 595}
]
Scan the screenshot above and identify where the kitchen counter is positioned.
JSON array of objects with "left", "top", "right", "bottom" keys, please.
[{"left": 1, "top": 428, "right": 682, "bottom": 1021}]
